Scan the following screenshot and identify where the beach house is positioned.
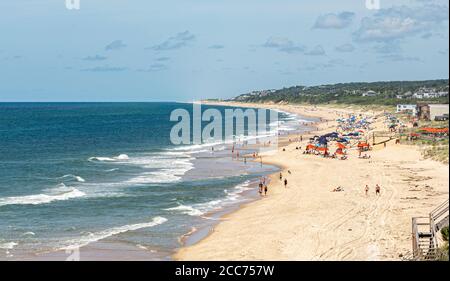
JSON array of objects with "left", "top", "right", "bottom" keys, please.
[{"left": 396, "top": 104, "right": 417, "bottom": 116}]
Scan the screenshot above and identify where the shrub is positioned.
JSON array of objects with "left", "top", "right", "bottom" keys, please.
[{"left": 442, "top": 226, "right": 449, "bottom": 242}]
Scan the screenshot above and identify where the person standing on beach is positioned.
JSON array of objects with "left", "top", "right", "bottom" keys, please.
[
  {"left": 375, "top": 184, "right": 381, "bottom": 196},
  {"left": 279, "top": 173, "right": 283, "bottom": 181},
  {"left": 258, "top": 182, "right": 263, "bottom": 196},
  {"left": 284, "top": 179, "right": 288, "bottom": 188},
  {"left": 264, "top": 185, "right": 268, "bottom": 196},
  {"left": 365, "top": 185, "right": 369, "bottom": 196}
]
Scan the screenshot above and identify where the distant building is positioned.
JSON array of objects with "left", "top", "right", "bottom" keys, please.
[
  {"left": 417, "top": 103, "right": 450, "bottom": 121},
  {"left": 413, "top": 93, "right": 424, "bottom": 99},
  {"left": 396, "top": 104, "right": 417, "bottom": 115},
  {"left": 362, "top": 90, "right": 378, "bottom": 97},
  {"left": 429, "top": 104, "right": 449, "bottom": 121},
  {"left": 417, "top": 103, "right": 430, "bottom": 120}
]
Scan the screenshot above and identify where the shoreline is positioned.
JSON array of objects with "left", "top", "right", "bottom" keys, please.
[
  {"left": 172, "top": 101, "right": 328, "bottom": 260},
  {"left": 176, "top": 103, "right": 320, "bottom": 253},
  {"left": 174, "top": 101, "right": 449, "bottom": 261}
]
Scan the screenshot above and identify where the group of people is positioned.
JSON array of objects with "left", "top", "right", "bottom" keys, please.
[
  {"left": 365, "top": 184, "right": 381, "bottom": 196},
  {"left": 258, "top": 172, "right": 289, "bottom": 197},
  {"left": 258, "top": 177, "right": 268, "bottom": 196},
  {"left": 279, "top": 172, "right": 288, "bottom": 188}
]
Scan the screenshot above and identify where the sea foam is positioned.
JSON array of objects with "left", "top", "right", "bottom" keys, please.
[
  {"left": 0, "top": 188, "right": 86, "bottom": 207},
  {"left": 63, "top": 216, "right": 168, "bottom": 250}
]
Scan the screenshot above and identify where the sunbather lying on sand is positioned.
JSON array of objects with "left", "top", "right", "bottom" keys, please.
[{"left": 332, "top": 186, "right": 344, "bottom": 192}]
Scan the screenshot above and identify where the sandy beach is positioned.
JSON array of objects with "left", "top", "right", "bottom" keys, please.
[{"left": 174, "top": 102, "right": 449, "bottom": 261}]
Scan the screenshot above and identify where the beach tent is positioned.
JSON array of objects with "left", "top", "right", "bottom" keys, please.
[
  {"left": 318, "top": 136, "right": 328, "bottom": 145},
  {"left": 336, "top": 143, "right": 347, "bottom": 149},
  {"left": 357, "top": 142, "right": 370, "bottom": 148},
  {"left": 419, "top": 128, "right": 449, "bottom": 134},
  {"left": 316, "top": 147, "right": 328, "bottom": 153},
  {"left": 322, "top": 132, "right": 339, "bottom": 138},
  {"left": 336, "top": 138, "right": 349, "bottom": 143},
  {"left": 306, "top": 144, "right": 316, "bottom": 150}
]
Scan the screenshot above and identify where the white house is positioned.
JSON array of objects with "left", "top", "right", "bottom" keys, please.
[
  {"left": 362, "top": 90, "right": 378, "bottom": 97},
  {"left": 396, "top": 104, "right": 417, "bottom": 115}
]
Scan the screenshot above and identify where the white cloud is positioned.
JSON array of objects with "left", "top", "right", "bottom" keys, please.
[
  {"left": 149, "top": 31, "right": 195, "bottom": 51},
  {"left": 305, "top": 45, "right": 326, "bottom": 56},
  {"left": 263, "top": 37, "right": 304, "bottom": 53},
  {"left": 314, "top": 12, "right": 355, "bottom": 29},
  {"left": 353, "top": 4, "right": 449, "bottom": 42},
  {"left": 105, "top": 40, "right": 127, "bottom": 51}
]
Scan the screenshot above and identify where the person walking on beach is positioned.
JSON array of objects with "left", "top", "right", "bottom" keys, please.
[
  {"left": 279, "top": 173, "right": 283, "bottom": 181},
  {"left": 264, "top": 185, "right": 268, "bottom": 196},
  {"left": 258, "top": 182, "right": 263, "bottom": 196},
  {"left": 284, "top": 178, "right": 288, "bottom": 188},
  {"left": 375, "top": 184, "right": 381, "bottom": 196},
  {"left": 365, "top": 185, "right": 369, "bottom": 196}
]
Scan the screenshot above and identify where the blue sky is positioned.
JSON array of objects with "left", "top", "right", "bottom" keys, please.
[{"left": 0, "top": 0, "right": 448, "bottom": 101}]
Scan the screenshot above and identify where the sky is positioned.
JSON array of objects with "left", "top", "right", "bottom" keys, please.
[{"left": 0, "top": 0, "right": 448, "bottom": 102}]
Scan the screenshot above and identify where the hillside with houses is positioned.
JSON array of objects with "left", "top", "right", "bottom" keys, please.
[{"left": 228, "top": 79, "right": 449, "bottom": 106}]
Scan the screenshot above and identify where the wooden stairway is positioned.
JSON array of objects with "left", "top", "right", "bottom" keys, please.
[{"left": 412, "top": 199, "right": 449, "bottom": 260}]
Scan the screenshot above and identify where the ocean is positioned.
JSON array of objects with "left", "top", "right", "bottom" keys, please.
[{"left": 0, "top": 102, "right": 314, "bottom": 260}]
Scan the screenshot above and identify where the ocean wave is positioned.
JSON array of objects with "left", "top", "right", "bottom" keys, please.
[
  {"left": 88, "top": 154, "right": 129, "bottom": 162},
  {"left": 0, "top": 242, "right": 18, "bottom": 250},
  {"left": 165, "top": 205, "right": 204, "bottom": 216},
  {"left": 0, "top": 188, "right": 86, "bottom": 207},
  {"left": 126, "top": 156, "right": 194, "bottom": 184},
  {"left": 165, "top": 180, "right": 251, "bottom": 217},
  {"left": 105, "top": 168, "right": 119, "bottom": 172},
  {"left": 62, "top": 216, "right": 168, "bottom": 250},
  {"left": 60, "top": 174, "right": 86, "bottom": 182}
]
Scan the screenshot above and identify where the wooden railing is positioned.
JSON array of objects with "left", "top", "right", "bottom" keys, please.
[
  {"left": 430, "top": 199, "right": 449, "bottom": 248},
  {"left": 411, "top": 200, "right": 449, "bottom": 260}
]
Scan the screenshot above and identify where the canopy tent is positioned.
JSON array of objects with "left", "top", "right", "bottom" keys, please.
[
  {"left": 357, "top": 142, "right": 370, "bottom": 148},
  {"left": 336, "top": 138, "right": 349, "bottom": 143},
  {"left": 419, "top": 127, "right": 449, "bottom": 134},
  {"left": 336, "top": 143, "right": 347, "bottom": 149},
  {"left": 306, "top": 144, "right": 316, "bottom": 150},
  {"left": 316, "top": 147, "right": 328, "bottom": 152}
]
